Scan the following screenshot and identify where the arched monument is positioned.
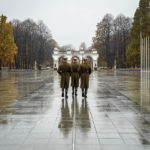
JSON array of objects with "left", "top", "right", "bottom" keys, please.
[{"left": 52, "top": 48, "right": 99, "bottom": 70}]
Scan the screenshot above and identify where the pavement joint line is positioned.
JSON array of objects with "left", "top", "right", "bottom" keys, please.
[
  {"left": 45, "top": 103, "right": 61, "bottom": 150},
  {"left": 18, "top": 97, "right": 60, "bottom": 150},
  {"left": 89, "top": 100, "right": 103, "bottom": 150},
  {"left": 72, "top": 97, "right": 76, "bottom": 150},
  {"left": 106, "top": 87, "right": 148, "bottom": 144},
  {"left": 16, "top": 116, "right": 40, "bottom": 150},
  {"left": 17, "top": 127, "right": 35, "bottom": 150},
  {"left": 123, "top": 110, "right": 150, "bottom": 142},
  {"left": 107, "top": 111, "right": 126, "bottom": 144}
]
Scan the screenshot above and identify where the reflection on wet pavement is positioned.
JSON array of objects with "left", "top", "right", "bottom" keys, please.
[
  {"left": 0, "top": 71, "right": 150, "bottom": 150},
  {"left": 141, "top": 71, "right": 150, "bottom": 110}
]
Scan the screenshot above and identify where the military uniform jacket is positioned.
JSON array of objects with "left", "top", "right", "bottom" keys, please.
[
  {"left": 71, "top": 62, "right": 80, "bottom": 88},
  {"left": 80, "top": 63, "right": 92, "bottom": 89},
  {"left": 57, "top": 62, "right": 71, "bottom": 89}
]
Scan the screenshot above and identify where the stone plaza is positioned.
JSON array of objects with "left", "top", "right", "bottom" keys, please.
[{"left": 0, "top": 70, "right": 150, "bottom": 150}]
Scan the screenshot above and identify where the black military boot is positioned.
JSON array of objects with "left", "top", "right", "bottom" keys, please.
[
  {"left": 82, "top": 89, "right": 85, "bottom": 97},
  {"left": 85, "top": 92, "right": 87, "bottom": 98},
  {"left": 75, "top": 89, "right": 77, "bottom": 96},
  {"left": 85, "top": 89, "right": 87, "bottom": 98},
  {"left": 62, "top": 89, "right": 64, "bottom": 97},
  {"left": 72, "top": 87, "right": 74, "bottom": 96},
  {"left": 65, "top": 91, "right": 68, "bottom": 99}
]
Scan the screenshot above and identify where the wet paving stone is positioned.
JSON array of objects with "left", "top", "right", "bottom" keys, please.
[
  {"left": 20, "top": 144, "right": 47, "bottom": 150},
  {"left": 76, "top": 145, "right": 101, "bottom": 150},
  {"left": 0, "top": 146, "right": 20, "bottom": 150},
  {"left": 123, "top": 138, "right": 150, "bottom": 145},
  {"left": 0, "top": 71, "right": 150, "bottom": 150},
  {"left": 47, "top": 144, "right": 72, "bottom": 150},
  {"left": 100, "top": 138, "right": 125, "bottom": 145},
  {"left": 98, "top": 132, "right": 121, "bottom": 139},
  {"left": 102, "top": 145, "right": 129, "bottom": 150}
]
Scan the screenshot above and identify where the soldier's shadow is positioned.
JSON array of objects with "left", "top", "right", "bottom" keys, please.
[
  {"left": 71, "top": 96, "right": 80, "bottom": 121},
  {"left": 72, "top": 96, "right": 91, "bottom": 133},
  {"left": 58, "top": 99, "right": 72, "bottom": 137},
  {"left": 79, "top": 98, "right": 91, "bottom": 130},
  {"left": 58, "top": 96, "right": 91, "bottom": 137}
]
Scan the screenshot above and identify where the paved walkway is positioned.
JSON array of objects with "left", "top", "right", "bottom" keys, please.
[{"left": 0, "top": 71, "right": 150, "bottom": 150}]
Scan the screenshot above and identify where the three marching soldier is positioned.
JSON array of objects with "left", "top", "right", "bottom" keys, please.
[{"left": 58, "top": 57, "right": 92, "bottom": 98}]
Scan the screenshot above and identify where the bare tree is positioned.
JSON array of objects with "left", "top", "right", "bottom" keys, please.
[
  {"left": 112, "top": 14, "right": 132, "bottom": 67},
  {"left": 93, "top": 14, "right": 132, "bottom": 68},
  {"left": 61, "top": 44, "right": 74, "bottom": 51},
  {"left": 12, "top": 18, "right": 57, "bottom": 69},
  {"left": 93, "top": 14, "right": 114, "bottom": 67},
  {"left": 79, "top": 42, "right": 87, "bottom": 50}
]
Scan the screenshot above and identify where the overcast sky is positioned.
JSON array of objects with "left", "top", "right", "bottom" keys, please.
[{"left": 0, "top": 0, "right": 139, "bottom": 49}]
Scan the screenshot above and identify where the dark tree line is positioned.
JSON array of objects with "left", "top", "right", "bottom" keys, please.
[
  {"left": 12, "top": 19, "right": 57, "bottom": 69},
  {"left": 93, "top": 14, "right": 132, "bottom": 68},
  {"left": 127, "top": 0, "right": 150, "bottom": 67}
]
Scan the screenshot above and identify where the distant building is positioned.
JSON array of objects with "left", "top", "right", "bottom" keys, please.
[{"left": 52, "top": 48, "right": 99, "bottom": 70}]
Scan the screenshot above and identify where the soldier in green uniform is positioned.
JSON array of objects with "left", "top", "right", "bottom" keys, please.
[
  {"left": 80, "top": 58, "right": 92, "bottom": 98},
  {"left": 71, "top": 58, "right": 80, "bottom": 96},
  {"left": 57, "top": 57, "right": 71, "bottom": 98}
]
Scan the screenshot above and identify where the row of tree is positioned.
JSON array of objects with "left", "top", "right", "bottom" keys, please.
[
  {"left": 0, "top": 15, "right": 57, "bottom": 70},
  {"left": 92, "top": 14, "right": 132, "bottom": 68},
  {"left": 93, "top": 0, "right": 150, "bottom": 68},
  {"left": 13, "top": 19, "right": 57, "bottom": 69},
  {"left": 127, "top": 0, "right": 150, "bottom": 67},
  {"left": 1, "top": 0, "right": 150, "bottom": 70}
]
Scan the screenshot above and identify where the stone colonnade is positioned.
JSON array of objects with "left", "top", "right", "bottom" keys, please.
[{"left": 52, "top": 48, "right": 99, "bottom": 70}]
